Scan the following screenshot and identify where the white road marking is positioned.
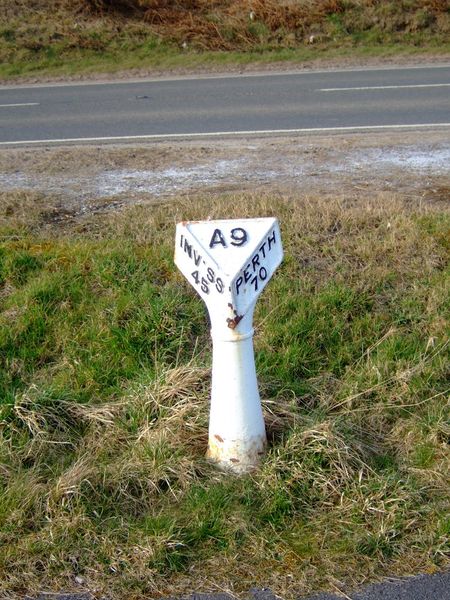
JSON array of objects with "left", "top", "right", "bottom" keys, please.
[
  {"left": 320, "top": 83, "right": 450, "bottom": 92},
  {"left": 0, "top": 123, "right": 450, "bottom": 146},
  {"left": 1, "top": 123, "right": 450, "bottom": 146},
  {"left": 0, "top": 102, "right": 40, "bottom": 108}
]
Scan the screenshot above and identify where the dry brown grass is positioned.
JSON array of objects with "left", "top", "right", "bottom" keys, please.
[
  {"left": 67, "top": 0, "right": 450, "bottom": 50},
  {"left": 0, "top": 185, "right": 448, "bottom": 598},
  {"left": 1, "top": 0, "right": 449, "bottom": 75}
]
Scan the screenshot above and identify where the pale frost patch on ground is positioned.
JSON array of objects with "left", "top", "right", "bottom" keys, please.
[
  {"left": 0, "top": 132, "right": 448, "bottom": 214},
  {"left": 93, "top": 160, "right": 278, "bottom": 197},
  {"left": 0, "top": 158, "right": 279, "bottom": 198},
  {"left": 351, "top": 147, "right": 450, "bottom": 171}
]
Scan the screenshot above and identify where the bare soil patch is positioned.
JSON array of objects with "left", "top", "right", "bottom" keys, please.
[{"left": 0, "top": 130, "right": 449, "bottom": 228}]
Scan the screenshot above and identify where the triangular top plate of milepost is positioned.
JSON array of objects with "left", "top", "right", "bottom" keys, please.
[{"left": 175, "top": 218, "right": 283, "bottom": 322}]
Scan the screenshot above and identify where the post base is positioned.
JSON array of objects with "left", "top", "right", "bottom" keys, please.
[{"left": 206, "top": 433, "right": 267, "bottom": 474}]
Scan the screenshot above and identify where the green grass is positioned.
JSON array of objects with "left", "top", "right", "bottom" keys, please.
[
  {"left": 0, "top": 192, "right": 449, "bottom": 598},
  {"left": 2, "top": 37, "right": 449, "bottom": 81},
  {"left": 0, "top": 239, "right": 202, "bottom": 403}
]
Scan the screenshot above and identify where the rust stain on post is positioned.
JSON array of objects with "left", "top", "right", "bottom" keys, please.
[
  {"left": 227, "top": 315, "right": 243, "bottom": 329},
  {"left": 175, "top": 218, "right": 283, "bottom": 474},
  {"left": 207, "top": 433, "right": 267, "bottom": 473},
  {"left": 226, "top": 302, "right": 243, "bottom": 329}
]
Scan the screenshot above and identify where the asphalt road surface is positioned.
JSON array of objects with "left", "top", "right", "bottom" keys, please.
[
  {"left": 28, "top": 570, "right": 450, "bottom": 600},
  {"left": 1, "top": 65, "right": 450, "bottom": 146}
]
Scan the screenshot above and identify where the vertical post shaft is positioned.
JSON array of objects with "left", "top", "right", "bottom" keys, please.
[{"left": 207, "top": 309, "right": 267, "bottom": 473}]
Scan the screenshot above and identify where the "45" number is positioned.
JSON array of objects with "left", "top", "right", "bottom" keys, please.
[{"left": 191, "top": 267, "right": 224, "bottom": 294}]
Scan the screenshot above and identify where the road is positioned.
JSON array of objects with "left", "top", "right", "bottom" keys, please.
[
  {"left": 28, "top": 570, "right": 450, "bottom": 600},
  {"left": 304, "top": 570, "right": 450, "bottom": 599},
  {"left": 0, "top": 65, "right": 450, "bottom": 146}
]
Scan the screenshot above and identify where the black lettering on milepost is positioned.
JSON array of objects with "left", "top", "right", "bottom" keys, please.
[
  {"left": 192, "top": 248, "right": 202, "bottom": 267},
  {"left": 209, "top": 229, "right": 227, "bottom": 248},
  {"left": 183, "top": 238, "right": 193, "bottom": 259},
  {"left": 259, "top": 241, "right": 266, "bottom": 258},
  {"left": 234, "top": 228, "right": 278, "bottom": 296},
  {"left": 235, "top": 276, "right": 243, "bottom": 295},
  {"left": 267, "top": 229, "right": 276, "bottom": 251},
  {"left": 230, "top": 227, "right": 248, "bottom": 247},
  {"left": 182, "top": 235, "right": 203, "bottom": 267}
]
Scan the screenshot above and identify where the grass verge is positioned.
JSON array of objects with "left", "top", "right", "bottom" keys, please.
[
  {"left": 0, "top": 190, "right": 449, "bottom": 598},
  {"left": 1, "top": 0, "right": 449, "bottom": 80},
  {"left": 3, "top": 43, "right": 450, "bottom": 82}
]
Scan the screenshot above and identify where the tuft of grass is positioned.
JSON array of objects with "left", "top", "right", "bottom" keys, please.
[{"left": 0, "top": 190, "right": 449, "bottom": 598}]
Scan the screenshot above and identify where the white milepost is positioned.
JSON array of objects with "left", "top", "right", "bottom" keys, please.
[{"left": 174, "top": 218, "right": 283, "bottom": 473}]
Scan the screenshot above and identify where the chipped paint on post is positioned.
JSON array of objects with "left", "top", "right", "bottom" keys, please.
[
  {"left": 226, "top": 303, "right": 243, "bottom": 329},
  {"left": 174, "top": 218, "right": 283, "bottom": 473}
]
